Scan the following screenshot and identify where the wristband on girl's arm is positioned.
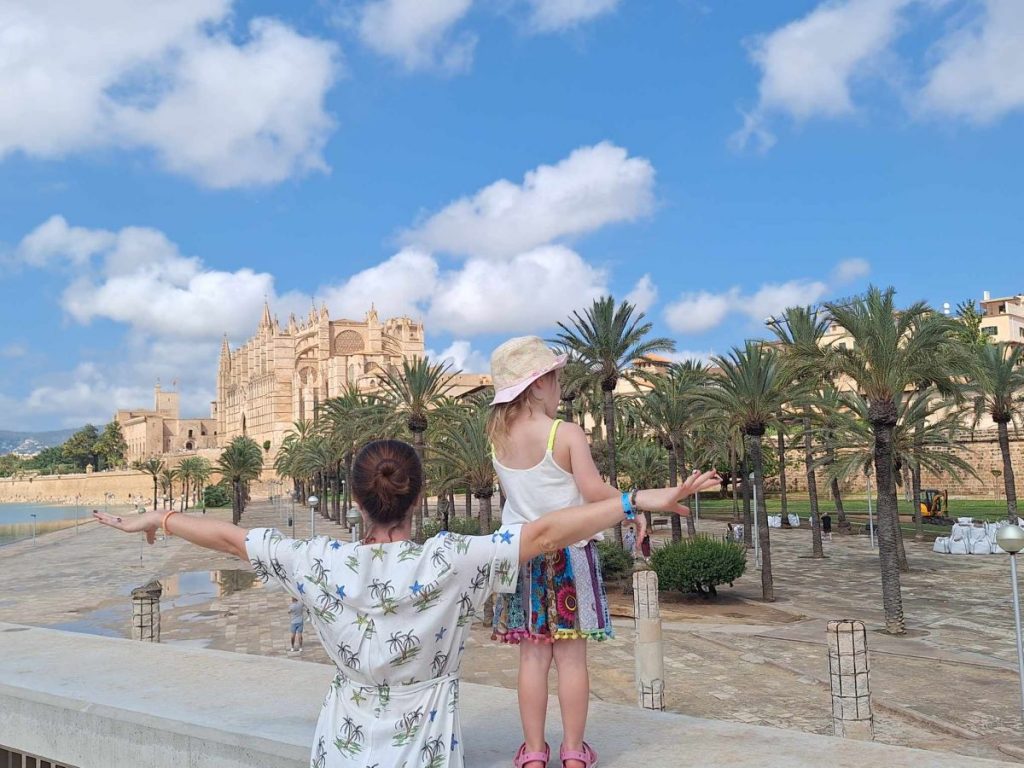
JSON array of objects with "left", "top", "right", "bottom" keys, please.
[{"left": 620, "top": 492, "right": 636, "bottom": 521}]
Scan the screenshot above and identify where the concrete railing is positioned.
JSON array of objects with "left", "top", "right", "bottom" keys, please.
[{"left": 0, "top": 623, "right": 1016, "bottom": 768}]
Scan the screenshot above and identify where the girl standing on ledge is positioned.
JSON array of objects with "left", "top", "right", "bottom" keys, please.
[{"left": 95, "top": 439, "right": 719, "bottom": 768}]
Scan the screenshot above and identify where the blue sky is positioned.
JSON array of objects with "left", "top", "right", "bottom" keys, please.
[{"left": 1, "top": 0, "right": 1022, "bottom": 430}]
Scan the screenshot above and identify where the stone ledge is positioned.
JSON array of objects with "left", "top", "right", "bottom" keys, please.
[{"left": 0, "top": 623, "right": 1017, "bottom": 767}]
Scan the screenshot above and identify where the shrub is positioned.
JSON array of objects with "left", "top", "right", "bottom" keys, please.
[
  {"left": 596, "top": 540, "right": 633, "bottom": 581},
  {"left": 651, "top": 535, "right": 747, "bottom": 597},
  {"left": 422, "top": 517, "right": 482, "bottom": 538},
  {"left": 203, "top": 483, "right": 232, "bottom": 508}
]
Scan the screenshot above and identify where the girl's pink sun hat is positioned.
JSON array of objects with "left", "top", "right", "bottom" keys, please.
[{"left": 490, "top": 336, "right": 567, "bottom": 406}]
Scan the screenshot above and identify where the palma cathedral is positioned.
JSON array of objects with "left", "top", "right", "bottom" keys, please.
[
  {"left": 214, "top": 303, "right": 424, "bottom": 455},
  {"left": 213, "top": 303, "right": 491, "bottom": 457}
]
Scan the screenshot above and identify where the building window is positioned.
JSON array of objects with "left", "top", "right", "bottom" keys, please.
[
  {"left": 982, "top": 326, "right": 998, "bottom": 336},
  {"left": 188, "top": 429, "right": 194, "bottom": 438}
]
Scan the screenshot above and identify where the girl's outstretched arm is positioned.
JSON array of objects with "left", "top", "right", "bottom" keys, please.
[
  {"left": 519, "top": 470, "right": 720, "bottom": 562},
  {"left": 93, "top": 510, "right": 249, "bottom": 560}
]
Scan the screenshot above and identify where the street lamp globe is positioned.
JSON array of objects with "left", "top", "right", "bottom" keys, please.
[
  {"left": 308, "top": 495, "right": 319, "bottom": 508},
  {"left": 998, "top": 525, "right": 1024, "bottom": 554}
]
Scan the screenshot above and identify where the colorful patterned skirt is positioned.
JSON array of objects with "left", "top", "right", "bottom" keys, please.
[{"left": 492, "top": 542, "right": 613, "bottom": 643}]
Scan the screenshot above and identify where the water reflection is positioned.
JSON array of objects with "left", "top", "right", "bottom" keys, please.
[{"left": 161, "top": 569, "right": 261, "bottom": 609}]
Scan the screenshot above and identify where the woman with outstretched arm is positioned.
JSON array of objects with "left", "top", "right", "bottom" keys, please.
[{"left": 95, "top": 439, "right": 720, "bottom": 768}]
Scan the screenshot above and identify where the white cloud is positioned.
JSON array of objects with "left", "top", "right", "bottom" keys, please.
[
  {"left": 832, "top": 257, "right": 871, "bottom": 282},
  {"left": 425, "top": 339, "right": 488, "bottom": 372},
  {"left": 1, "top": 343, "right": 27, "bottom": 359},
  {"left": 0, "top": 1, "right": 339, "bottom": 188},
  {"left": 663, "top": 269, "right": 855, "bottom": 335},
  {"left": 17, "top": 216, "right": 274, "bottom": 340},
  {"left": 358, "top": 0, "right": 476, "bottom": 72},
  {"left": 402, "top": 142, "right": 655, "bottom": 260},
  {"left": 428, "top": 245, "right": 608, "bottom": 334},
  {"left": 745, "top": 279, "right": 830, "bottom": 322},
  {"left": 526, "top": 0, "right": 621, "bottom": 32},
  {"left": 664, "top": 289, "right": 739, "bottom": 334},
  {"left": 319, "top": 248, "right": 439, "bottom": 319},
  {"left": 920, "top": 0, "right": 1024, "bottom": 122},
  {"left": 625, "top": 274, "right": 657, "bottom": 313},
  {"left": 733, "top": 0, "right": 912, "bottom": 150}
]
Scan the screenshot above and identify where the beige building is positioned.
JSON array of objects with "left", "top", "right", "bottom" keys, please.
[
  {"left": 215, "top": 303, "right": 490, "bottom": 455},
  {"left": 980, "top": 291, "right": 1024, "bottom": 345},
  {"left": 116, "top": 384, "right": 218, "bottom": 464}
]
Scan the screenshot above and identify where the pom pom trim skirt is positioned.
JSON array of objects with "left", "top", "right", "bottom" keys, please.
[{"left": 492, "top": 541, "right": 613, "bottom": 643}]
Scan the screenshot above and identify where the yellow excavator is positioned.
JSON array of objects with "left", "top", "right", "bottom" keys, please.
[{"left": 920, "top": 489, "right": 953, "bottom": 525}]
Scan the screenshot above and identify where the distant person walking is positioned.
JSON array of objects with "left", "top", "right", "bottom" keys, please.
[
  {"left": 94, "top": 438, "right": 720, "bottom": 768},
  {"left": 624, "top": 523, "right": 637, "bottom": 558},
  {"left": 822, "top": 512, "right": 833, "bottom": 542},
  {"left": 288, "top": 597, "right": 304, "bottom": 653}
]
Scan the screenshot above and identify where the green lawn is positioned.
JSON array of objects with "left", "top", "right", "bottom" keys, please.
[{"left": 688, "top": 494, "right": 1014, "bottom": 542}]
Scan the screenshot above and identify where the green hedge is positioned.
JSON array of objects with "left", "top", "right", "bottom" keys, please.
[
  {"left": 422, "top": 517, "right": 482, "bottom": 538},
  {"left": 596, "top": 540, "right": 633, "bottom": 581},
  {"left": 651, "top": 535, "right": 746, "bottom": 597},
  {"left": 203, "top": 484, "right": 232, "bottom": 508}
]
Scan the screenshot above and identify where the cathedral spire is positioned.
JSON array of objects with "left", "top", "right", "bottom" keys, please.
[
  {"left": 220, "top": 334, "right": 230, "bottom": 357},
  {"left": 260, "top": 298, "right": 273, "bottom": 330}
]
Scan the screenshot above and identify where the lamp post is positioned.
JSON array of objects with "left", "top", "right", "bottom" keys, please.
[
  {"left": 308, "top": 495, "right": 319, "bottom": 539},
  {"left": 997, "top": 524, "right": 1024, "bottom": 721}
]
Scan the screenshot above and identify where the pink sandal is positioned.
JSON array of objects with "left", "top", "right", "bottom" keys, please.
[
  {"left": 560, "top": 741, "right": 598, "bottom": 768},
  {"left": 514, "top": 742, "right": 550, "bottom": 768}
]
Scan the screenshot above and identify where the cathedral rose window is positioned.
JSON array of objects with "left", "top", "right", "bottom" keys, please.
[{"left": 334, "top": 330, "right": 364, "bottom": 355}]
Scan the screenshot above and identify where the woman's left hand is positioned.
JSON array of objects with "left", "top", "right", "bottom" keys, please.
[{"left": 93, "top": 510, "right": 163, "bottom": 544}]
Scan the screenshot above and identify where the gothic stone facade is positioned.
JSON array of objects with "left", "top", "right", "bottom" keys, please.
[{"left": 215, "top": 304, "right": 424, "bottom": 455}]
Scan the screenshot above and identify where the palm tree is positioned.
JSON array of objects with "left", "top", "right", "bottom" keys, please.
[
  {"left": 177, "top": 457, "right": 198, "bottom": 511},
  {"left": 190, "top": 457, "right": 213, "bottom": 512},
  {"left": 554, "top": 296, "right": 675, "bottom": 546},
  {"left": 963, "top": 342, "right": 1024, "bottom": 523},
  {"left": 700, "top": 341, "right": 789, "bottom": 601},
  {"left": 431, "top": 402, "right": 496, "bottom": 534},
  {"left": 159, "top": 467, "right": 179, "bottom": 510},
  {"left": 217, "top": 436, "right": 264, "bottom": 525},
  {"left": 133, "top": 457, "right": 165, "bottom": 510},
  {"left": 814, "top": 385, "right": 852, "bottom": 535},
  {"left": 634, "top": 361, "right": 710, "bottom": 541},
  {"left": 824, "top": 286, "right": 966, "bottom": 634},
  {"left": 379, "top": 357, "right": 457, "bottom": 536},
  {"left": 768, "top": 305, "right": 832, "bottom": 557}
]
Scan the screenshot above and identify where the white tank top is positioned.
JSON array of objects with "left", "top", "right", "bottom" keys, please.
[{"left": 493, "top": 420, "right": 598, "bottom": 547}]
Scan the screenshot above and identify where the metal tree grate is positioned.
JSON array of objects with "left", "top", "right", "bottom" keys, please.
[{"left": 827, "top": 618, "right": 873, "bottom": 738}]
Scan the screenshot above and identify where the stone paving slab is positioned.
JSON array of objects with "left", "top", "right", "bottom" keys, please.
[{"left": 2, "top": 623, "right": 1020, "bottom": 768}]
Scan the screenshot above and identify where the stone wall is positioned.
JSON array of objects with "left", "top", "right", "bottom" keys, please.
[
  {"left": 0, "top": 450, "right": 233, "bottom": 506},
  {"left": 779, "top": 428, "right": 1024, "bottom": 498}
]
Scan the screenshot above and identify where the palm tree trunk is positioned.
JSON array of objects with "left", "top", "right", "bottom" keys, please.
[
  {"left": 872, "top": 418, "right": 906, "bottom": 635},
  {"left": 894, "top": 509, "right": 909, "bottom": 572},
  {"left": 232, "top": 479, "right": 241, "bottom": 525},
  {"left": 825, "top": 435, "right": 851, "bottom": 533},
  {"left": 183, "top": 478, "right": 189, "bottom": 512},
  {"left": 912, "top": 461, "right": 923, "bottom": 540},
  {"left": 667, "top": 443, "right": 681, "bottom": 544},
  {"left": 465, "top": 489, "right": 472, "bottom": 519},
  {"left": 778, "top": 429, "right": 789, "bottom": 526},
  {"left": 479, "top": 493, "right": 492, "bottom": 534},
  {"left": 412, "top": 429, "right": 426, "bottom": 537},
  {"left": 740, "top": 454, "right": 752, "bottom": 548},
  {"left": 602, "top": 386, "right": 624, "bottom": 548},
  {"left": 999, "top": 419, "right": 1019, "bottom": 524},
  {"left": 677, "top": 443, "right": 696, "bottom": 538},
  {"left": 746, "top": 431, "right": 774, "bottom": 602},
  {"left": 802, "top": 414, "right": 823, "bottom": 558},
  {"left": 152, "top": 477, "right": 158, "bottom": 511},
  {"left": 730, "top": 445, "right": 739, "bottom": 521}
]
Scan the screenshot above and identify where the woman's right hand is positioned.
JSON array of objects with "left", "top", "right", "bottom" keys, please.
[
  {"left": 636, "top": 470, "right": 721, "bottom": 516},
  {"left": 94, "top": 509, "right": 163, "bottom": 544}
]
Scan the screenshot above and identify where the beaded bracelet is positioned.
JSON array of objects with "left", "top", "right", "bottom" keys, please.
[{"left": 620, "top": 492, "right": 637, "bottom": 521}]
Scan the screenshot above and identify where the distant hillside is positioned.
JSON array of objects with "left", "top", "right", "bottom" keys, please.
[{"left": 0, "top": 428, "right": 78, "bottom": 456}]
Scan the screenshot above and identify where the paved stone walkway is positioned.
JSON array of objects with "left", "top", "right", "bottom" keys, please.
[{"left": 3, "top": 501, "right": 1024, "bottom": 763}]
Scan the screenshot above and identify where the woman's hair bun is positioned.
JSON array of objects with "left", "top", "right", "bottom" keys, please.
[{"left": 352, "top": 440, "right": 423, "bottom": 526}]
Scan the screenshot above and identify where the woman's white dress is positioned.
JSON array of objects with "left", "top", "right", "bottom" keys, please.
[{"left": 245, "top": 525, "right": 522, "bottom": 768}]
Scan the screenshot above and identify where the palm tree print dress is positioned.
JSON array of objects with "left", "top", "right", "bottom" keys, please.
[{"left": 245, "top": 525, "right": 522, "bottom": 768}]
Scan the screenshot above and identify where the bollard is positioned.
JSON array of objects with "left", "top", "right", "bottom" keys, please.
[
  {"left": 827, "top": 619, "right": 873, "bottom": 739},
  {"left": 633, "top": 568, "right": 665, "bottom": 711},
  {"left": 131, "top": 580, "right": 162, "bottom": 642}
]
